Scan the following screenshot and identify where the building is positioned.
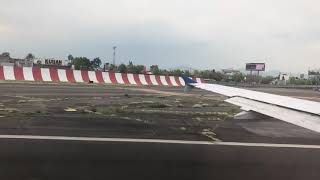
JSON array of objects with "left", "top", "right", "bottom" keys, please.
[
  {"left": 308, "top": 70, "right": 320, "bottom": 80},
  {"left": 0, "top": 52, "right": 14, "bottom": 66},
  {"left": 271, "top": 73, "right": 291, "bottom": 85},
  {"left": 0, "top": 52, "right": 33, "bottom": 67},
  {"left": 1, "top": 52, "right": 72, "bottom": 69},
  {"left": 279, "top": 73, "right": 290, "bottom": 81}
]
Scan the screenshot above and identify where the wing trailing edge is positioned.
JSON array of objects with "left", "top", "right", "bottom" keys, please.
[
  {"left": 180, "top": 76, "right": 320, "bottom": 133},
  {"left": 226, "top": 97, "right": 320, "bottom": 133}
]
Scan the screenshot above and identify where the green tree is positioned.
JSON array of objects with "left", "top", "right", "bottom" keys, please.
[
  {"left": 25, "top": 53, "right": 35, "bottom": 60},
  {"left": 91, "top": 57, "right": 102, "bottom": 70},
  {"left": 198, "top": 70, "right": 211, "bottom": 79},
  {"left": 231, "top": 72, "right": 245, "bottom": 82},
  {"left": 193, "top": 69, "right": 224, "bottom": 81},
  {"left": 127, "top": 61, "right": 135, "bottom": 73},
  {"left": 73, "top": 57, "right": 91, "bottom": 70},
  {"left": 169, "top": 69, "right": 184, "bottom": 76},
  {"left": 184, "top": 70, "right": 191, "bottom": 77},
  {"left": 132, "top": 65, "right": 144, "bottom": 74},
  {"left": 159, "top": 69, "right": 169, "bottom": 75},
  {"left": 193, "top": 70, "right": 200, "bottom": 77},
  {"left": 1, "top": 52, "right": 10, "bottom": 58},
  {"left": 212, "top": 72, "right": 225, "bottom": 81},
  {"left": 150, "top": 65, "right": 160, "bottom": 74},
  {"left": 117, "top": 64, "right": 127, "bottom": 73},
  {"left": 109, "top": 64, "right": 116, "bottom": 71},
  {"left": 260, "top": 76, "right": 274, "bottom": 84},
  {"left": 288, "top": 77, "right": 297, "bottom": 84},
  {"left": 67, "top": 54, "right": 74, "bottom": 61},
  {"left": 287, "top": 77, "right": 316, "bottom": 85},
  {"left": 67, "top": 54, "right": 74, "bottom": 65}
]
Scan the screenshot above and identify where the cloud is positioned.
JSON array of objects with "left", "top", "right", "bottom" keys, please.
[{"left": 1, "top": 0, "right": 320, "bottom": 72}]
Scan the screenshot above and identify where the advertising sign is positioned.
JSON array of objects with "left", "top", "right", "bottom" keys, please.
[{"left": 246, "top": 63, "right": 265, "bottom": 71}]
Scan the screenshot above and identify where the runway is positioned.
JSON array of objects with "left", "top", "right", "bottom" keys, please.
[
  {"left": 1, "top": 136, "right": 320, "bottom": 180},
  {"left": 0, "top": 83, "right": 320, "bottom": 179}
]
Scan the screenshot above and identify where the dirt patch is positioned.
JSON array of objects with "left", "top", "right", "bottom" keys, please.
[{"left": 0, "top": 84, "right": 240, "bottom": 141}]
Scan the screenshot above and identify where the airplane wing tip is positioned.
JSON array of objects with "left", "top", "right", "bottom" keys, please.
[{"left": 181, "top": 75, "right": 197, "bottom": 85}]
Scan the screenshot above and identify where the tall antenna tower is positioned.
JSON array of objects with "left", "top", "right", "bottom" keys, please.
[{"left": 112, "top": 46, "right": 117, "bottom": 65}]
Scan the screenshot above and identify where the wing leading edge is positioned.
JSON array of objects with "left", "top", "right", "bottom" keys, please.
[{"left": 181, "top": 75, "right": 320, "bottom": 133}]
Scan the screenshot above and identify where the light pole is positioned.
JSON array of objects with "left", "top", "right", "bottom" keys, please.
[{"left": 113, "top": 46, "right": 117, "bottom": 66}]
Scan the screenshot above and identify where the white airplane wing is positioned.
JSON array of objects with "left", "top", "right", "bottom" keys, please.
[{"left": 182, "top": 76, "right": 320, "bottom": 133}]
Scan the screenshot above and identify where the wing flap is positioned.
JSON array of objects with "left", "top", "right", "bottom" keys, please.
[
  {"left": 226, "top": 97, "right": 320, "bottom": 133},
  {"left": 193, "top": 83, "right": 320, "bottom": 116},
  {"left": 181, "top": 76, "right": 320, "bottom": 133}
]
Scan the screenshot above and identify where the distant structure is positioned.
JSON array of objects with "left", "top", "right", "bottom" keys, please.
[
  {"left": 112, "top": 46, "right": 117, "bottom": 65},
  {"left": 33, "top": 58, "right": 71, "bottom": 69},
  {"left": 0, "top": 52, "right": 70, "bottom": 69},
  {"left": 245, "top": 63, "right": 265, "bottom": 76},
  {"left": 0, "top": 52, "right": 12, "bottom": 65},
  {"left": 222, "top": 68, "right": 240, "bottom": 75},
  {"left": 308, "top": 69, "right": 320, "bottom": 80},
  {"left": 279, "top": 73, "right": 290, "bottom": 81},
  {"left": 0, "top": 52, "right": 33, "bottom": 67},
  {"left": 103, "top": 63, "right": 110, "bottom": 72},
  {"left": 244, "top": 63, "right": 266, "bottom": 84},
  {"left": 273, "top": 73, "right": 291, "bottom": 85},
  {"left": 300, "top": 74, "right": 305, "bottom": 80}
]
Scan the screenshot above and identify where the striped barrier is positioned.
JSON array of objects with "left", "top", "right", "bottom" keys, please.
[{"left": 0, "top": 66, "right": 203, "bottom": 86}]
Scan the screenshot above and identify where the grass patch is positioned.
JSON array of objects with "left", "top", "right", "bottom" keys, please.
[
  {"left": 96, "top": 106, "right": 131, "bottom": 115},
  {"left": 148, "top": 103, "right": 170, "bottom": 108}
]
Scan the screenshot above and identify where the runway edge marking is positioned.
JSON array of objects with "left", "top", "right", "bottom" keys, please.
[{"left": 1, "top": 135, "right": 320, "bottom": 149}]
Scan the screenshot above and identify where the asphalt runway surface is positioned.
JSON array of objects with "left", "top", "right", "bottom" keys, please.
[
  {"left": 2, "top": 137, "right": 320, "bottom": 180},
  {"left": 0, "top": 82, "right": 319, "bottom": 98},
  {"left": 1, "top": 83, "right": 320, "bottom": 179}
]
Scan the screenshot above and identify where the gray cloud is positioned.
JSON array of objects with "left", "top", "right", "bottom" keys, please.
[{"left": 1, "top": 0, "right": 320, "bottom": 73}]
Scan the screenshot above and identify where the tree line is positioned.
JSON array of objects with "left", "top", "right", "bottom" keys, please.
[
  {"left": 67, "top": 56, "right": 276, "bottom": 83},
  {"left": 68, "top": 56, "right": 320, "bottom": 85},
  {"left": 5, "top": 52, "right": 320, "bottom": 85},
  {"left": 2, "top": 52, "right": 276, "bottom": 83},
  {"left": 68, "top": 55, "right": 102, "bottom": 71}
]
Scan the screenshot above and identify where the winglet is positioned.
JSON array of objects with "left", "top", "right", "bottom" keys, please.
[
  {"left": 181, "top": 75, "right": 196, "bottom": 93},
  {"left": 181, "top": 75, "right": 197, "bottom": 85}
]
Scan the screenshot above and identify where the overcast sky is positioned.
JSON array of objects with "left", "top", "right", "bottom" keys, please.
[{"left": 1, "top": 0, "right": 320, "bottom": 72}]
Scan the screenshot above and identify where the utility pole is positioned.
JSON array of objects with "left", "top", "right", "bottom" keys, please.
[{"left": 112, "top": 46, "right": 117, "bottom": 66}]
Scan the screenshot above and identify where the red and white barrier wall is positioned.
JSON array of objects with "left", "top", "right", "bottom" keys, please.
[{"left": 0, "top": 66, "right": 203, "bottom": 86}]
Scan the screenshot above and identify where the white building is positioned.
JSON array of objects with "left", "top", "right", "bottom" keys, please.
[
  {"left": 272, "top": 73, "right": 291, "bottom": 85},
  {"left": 308, "top": 70, "right": 320, "bottom": 80}
]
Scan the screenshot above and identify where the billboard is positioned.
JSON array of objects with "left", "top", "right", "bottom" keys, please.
[
  {"left": 246, "top": 63, "right": 265, "bottom": 71},
  {"left": 34, "top": 58, "right": 69, "bottom": 66}
]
